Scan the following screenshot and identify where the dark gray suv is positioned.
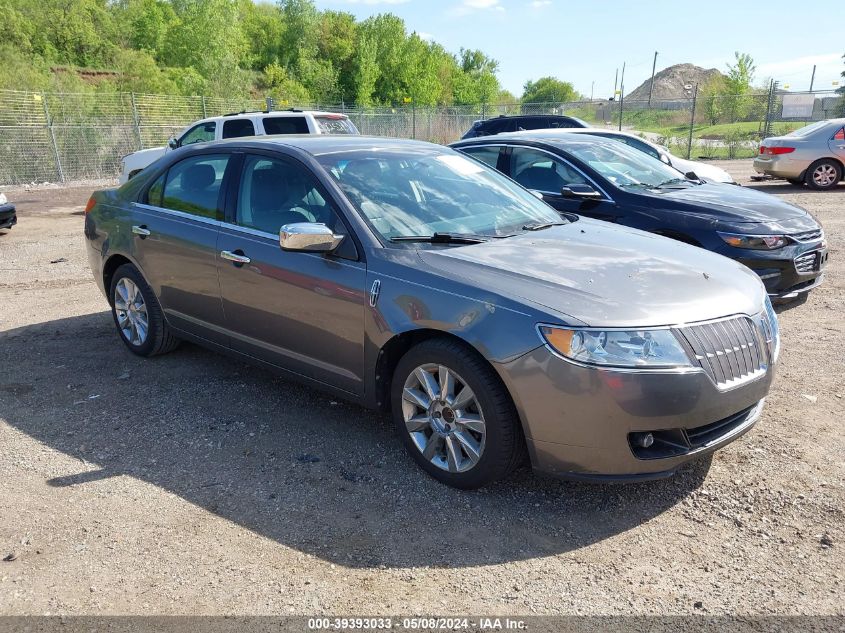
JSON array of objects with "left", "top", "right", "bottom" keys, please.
[{"left": 85, "top": 136, "right": 779, "bottom": 488}]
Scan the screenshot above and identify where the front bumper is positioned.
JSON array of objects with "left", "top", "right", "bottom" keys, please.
[
  {"left": 496, "top": 345, "right": 774, "bottom": 479},
  {"left": 730, "top": 242, "right": 828, "bottom": 300},
  {"left": 0, "top": 203, "right": 16, "bottom": 229}
]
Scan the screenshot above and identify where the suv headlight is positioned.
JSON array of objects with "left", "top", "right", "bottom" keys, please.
[
  {"left": 763, "top": 296, "right": 780, "bottom": 363},
  {"left": 718, "top": 232, "right": 788, "bottom": 250},
  {"left": 538, "top": 325, "right": 692, "bottom": 368}
]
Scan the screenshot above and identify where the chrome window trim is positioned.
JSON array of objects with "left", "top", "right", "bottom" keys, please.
[
  {"left": 132, "top": 202, "right": 222, "bottom": 227},
  {"left": 504, "top": 143, "right": 615, "bottom": 203}
]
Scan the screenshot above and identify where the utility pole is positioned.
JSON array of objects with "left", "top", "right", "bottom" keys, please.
[
  {"left": 620, "top": 62, "right": 626, "bottom": 95},
  {"left": 613, "top": 68, "right": 618, "bottom": 98},
  {"left": 618, "top": 84, "right": 624, "bottom": 131},
  {"left": 648, "top": 51, "right": 658, "bottom": 105},
  {"left": 590, "top": 81, "right": 594, "bottom": 102},
  {"left": 809, "top": 64, "right": 816, "bottom": 92}
]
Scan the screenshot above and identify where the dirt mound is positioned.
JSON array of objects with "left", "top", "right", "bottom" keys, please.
[{"left": 626, "top": 63, "right": 723, "bottom": 101}]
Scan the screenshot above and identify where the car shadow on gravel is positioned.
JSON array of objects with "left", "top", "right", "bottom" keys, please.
[{"left": 1, "top": 312, "right": 712, "bottom": 569}]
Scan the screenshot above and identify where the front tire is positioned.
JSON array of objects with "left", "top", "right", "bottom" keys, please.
[
  {"left": 109, "top": 263, "right": 179, "bottom": 357},
  {"left": 391, "top": 338, "right": 524, "bottom": 489},
  {"left": 786, "top": 178, "right": 804, "bottom": 186},
  {"left": 805, "top": 159, "right": 841, "bottom": 190}
]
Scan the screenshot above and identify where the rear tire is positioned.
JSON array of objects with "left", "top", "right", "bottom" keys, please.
[
  {"left": 391, "top": 338, "right": 524, "bottom": 489},
  {"left": 804, "top": 159, "right": 841, "bottom": 190},
  {"left": 109, "top": 263, "right": 179, "bottom": 357},
  {"left": 786, "top": 178, "right": 804, "bottom": 186}
]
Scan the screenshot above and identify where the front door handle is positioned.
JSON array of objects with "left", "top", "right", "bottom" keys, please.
[
  {"left": 220, "top": 250, "right": 251, "bottom": 264},
  {"left": 132, "top": 225, "right": 151, "bottom": 237}
]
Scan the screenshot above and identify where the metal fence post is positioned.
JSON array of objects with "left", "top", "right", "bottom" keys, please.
[
  {"left": 687, "top": 84, "right": 698, "bottom": 160},
  {"left": 41, "top": 95, "right": 65, "bottom": 183},
  {"left": 617, "top": 88, "right": 624, "bottom": 131},
  {"left": 412, "top": 104, "right": 416, "bottom": 139},
  {"left": 130, "top": 92, "right": 143, "bottom": 150},
  {"left": 762, "top": 80, "right": 776, "bottom": 139}
]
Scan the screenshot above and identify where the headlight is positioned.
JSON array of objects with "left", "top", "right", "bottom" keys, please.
[
  {"left": 718, "top": 232, "right": 788, "bottom": 250},
  {"left": 763, "top": 296, "right": 780, "bottom": 363},
  {"left": 539, "top": 325, "right": 692, "bottom": 368}
]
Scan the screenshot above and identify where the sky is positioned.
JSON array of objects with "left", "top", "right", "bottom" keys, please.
[{"left": 314, "top": 0, "right": 844, "bottom": 98}]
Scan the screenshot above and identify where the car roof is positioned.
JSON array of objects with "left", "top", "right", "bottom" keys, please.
[
  {"left": 480, "top": 114, "right": 579, "bottom": 121},
  {"left": 453, "top": 131, "right": 622, "bottom": 150},
  {"left": 196, "top": 110, "right": 349, "bottom": 124},
  {"left": 186, "top": 134, "right": 445, "bottom": 156}
]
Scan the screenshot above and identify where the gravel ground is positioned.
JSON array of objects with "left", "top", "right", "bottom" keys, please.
[{"left": 0, "top": 162, "right": 842, "bottom": 616}]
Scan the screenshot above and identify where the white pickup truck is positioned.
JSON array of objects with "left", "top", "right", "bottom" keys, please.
[{"left": 119, "top": 110, "right": 359, "bottom": 183}]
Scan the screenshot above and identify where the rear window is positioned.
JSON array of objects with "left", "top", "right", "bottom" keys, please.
[
  {"left": 262, "top": 116, "right": 309, "bottom": 135},
  {"left": 315, "top": 116, "right": 358, "bottom": 135},
  {"left": 222, "top": 119, "right": 256, "bottom": 139}
]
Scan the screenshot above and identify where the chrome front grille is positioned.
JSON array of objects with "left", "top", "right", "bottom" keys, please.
[
  {"left": 675, "top": 316, "right": 768, "bottom": 389},
  {"left": 794, "top": 251, "right": 819, "bottom": 273},
  {"left": 791, "top": 228, "right": 823, "bottom": 243}
]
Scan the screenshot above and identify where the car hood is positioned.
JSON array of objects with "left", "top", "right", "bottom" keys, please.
[
  {"left": 645, "top": 181, "right": 810, "bottom": 223},
  {"left": 418, "top": 219, "right": 765, "bottom": 328},
  {"left": 125, "top": 146, "right": 166, "bottom": 165}
]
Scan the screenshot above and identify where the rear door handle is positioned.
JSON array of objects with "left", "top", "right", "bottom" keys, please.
[
  {"left": 132, "top": 225, "right": 151, "bottom": 237},
  {"left": 220, "top": 250, "right": 251, "bottom": 264}
]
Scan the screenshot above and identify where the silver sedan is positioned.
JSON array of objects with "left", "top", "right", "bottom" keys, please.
[{"left": 754, "top": 118, "right": 845, "bottom": 190}]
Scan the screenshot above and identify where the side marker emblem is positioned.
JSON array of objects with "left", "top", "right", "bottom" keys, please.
[{"left": 369, "top": 279, "right": 381, "bottom": 307}]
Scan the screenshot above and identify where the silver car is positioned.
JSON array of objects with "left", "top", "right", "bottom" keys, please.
[
  {"left": 754, "top": 118, "right": 845, "bottom": 190},
  {"left": 85, "top": 136, "right": 779, "bottom": 488}
]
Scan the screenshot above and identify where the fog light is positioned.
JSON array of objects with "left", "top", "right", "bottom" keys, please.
[{"left": 634, "top": 432, "right": 654, "bottom": 448}]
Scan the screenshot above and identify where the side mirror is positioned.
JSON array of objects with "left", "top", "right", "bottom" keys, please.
[
  {"left": 167, "top": 137, "right": 179, "bottom": 150},
  {"left": 279, "top": 222, "right": 344, "bottom": 253},
  {"left": 561, "top": 183, "right": 602, "bottom": 199},
  {"left": 684, "top": 171, "right": 700, "bottom": 181}
]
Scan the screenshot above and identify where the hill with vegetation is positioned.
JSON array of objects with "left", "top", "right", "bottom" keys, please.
[{"left": 0, "top": 0, "right": 514, "bottom": 106}]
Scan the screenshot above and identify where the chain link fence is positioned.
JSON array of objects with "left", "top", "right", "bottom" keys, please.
[{"left": 1, "top": 87, "right": 843, "bottom": 186}]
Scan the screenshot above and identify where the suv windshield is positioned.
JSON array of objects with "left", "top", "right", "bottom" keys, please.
[
  {"left": 566, "top": 140, "right": 685, "bottom": 188},
  {"left": 317, "top": 149, "right": 561, "bottom": 242}
]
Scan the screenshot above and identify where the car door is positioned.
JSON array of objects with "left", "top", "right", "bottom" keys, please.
[
  {"left": 131, "top": 152, "right": 233, "bottom": 344},
  {"left": 506, "top": 146, "right": 618, "bottom": 220},
  {"left": 830, "top": 126, "right": 845, "bottom": 162},
  {"left": 216, "top": 152, "right": 367, "bottom": 395}
]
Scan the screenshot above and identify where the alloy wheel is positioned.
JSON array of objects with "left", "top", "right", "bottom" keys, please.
[
  {"left": 401, "top": 363, "right": 486, "bottom": 473},
  {"left": 114, "top": 278, "right": 149, "bottom": 346},
  {"left": 812, "top": 164, "right": 838, "bottom": 188}
]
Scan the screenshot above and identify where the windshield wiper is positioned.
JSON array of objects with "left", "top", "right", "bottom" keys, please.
[
  {"left": 522, "top": 221, "right": 567, "bottom": 231},
  {"left": 653, "top": 178, "right": 692, "bottom": 188},
  {"left": 390, "top": 232, "right": 490, "bottom": 244}
]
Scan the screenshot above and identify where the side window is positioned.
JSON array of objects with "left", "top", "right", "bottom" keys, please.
[
  {"left": 549, "top": 117, "right": 575, "bottom": 129},
  {"left": 834, "top": 128, "right": 845, "bottom": 141},
  {"left": 179, "top": 122, "right": 216, "bottom": 146},
  {"left": 515, "top": 117, "right": 546, "bottom": 131},
  {"left": 147, "top": 172, "right": 165, "bottom": 206},
  {"left": 237, "top": 155, "right": 345, "bottom": 236},
  {"left": 618, "top": 136, "right": 661, "bottom": 160},
  {"left": 222, "top": 118, "right": 256, "bottom": 139},
  {"left": 262, "top": 116, "right": 309, "bottom": 135},
  {"left": 460, "top": 146, "right": 502, "bottom": 170},
  {"left": 161, "top": 154, "right": 229, "bottom": 219},
  {"left": 510, "top": 147, "right": 588, "bottom": 193}
]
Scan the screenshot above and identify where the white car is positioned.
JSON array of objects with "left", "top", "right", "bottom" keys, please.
[
  {"left": 119, "top": 110, "right": 359, "bottom": 183},
  {"left": 554, "top": 128, "right": 737, "bottom": 184}
]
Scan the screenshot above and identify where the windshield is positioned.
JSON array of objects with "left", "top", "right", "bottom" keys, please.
[
  {"left": 316, "top": 149, "right": 562, "bottom": 241},
  {"left": 786, "top": 120, "right": 829, "bottom": 138},
  {"left": 566, "top": 140, "right": 685, "bottom": 188}
]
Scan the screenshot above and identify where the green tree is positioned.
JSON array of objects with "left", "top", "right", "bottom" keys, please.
[
  {"left": 317, "top": 11, "right": 357, "bottom": 102},
  {"left": 700, "top": 75, "right": 726, "bottom": 125},
  {"left": 521, "top": 76, "right": 577, "bottom": 103},
  {"left": 721, "top": 52, "right": 755, "bottom": 122},
  {"left": 239, "top": 0, "right": 284, "bottom": 71}
]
